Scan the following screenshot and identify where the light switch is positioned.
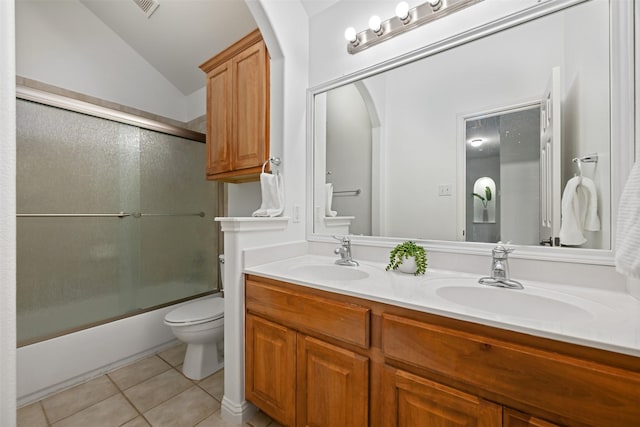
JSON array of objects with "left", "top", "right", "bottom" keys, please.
[{"left": 438, "top": 184, "right": 452, "bottom": 196}]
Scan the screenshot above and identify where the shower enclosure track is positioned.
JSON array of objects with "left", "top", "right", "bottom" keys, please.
[{"left": 16, "top": 85, "right": 206, "bottom": 142}]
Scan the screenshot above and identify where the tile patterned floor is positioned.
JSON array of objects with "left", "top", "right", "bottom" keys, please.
[{"left": 17, "top": 344, "right": 281, "bottom": 427}]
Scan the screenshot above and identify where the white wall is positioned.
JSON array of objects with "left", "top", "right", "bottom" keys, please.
[
  {"left": 0, "top": 0, "right": 16, "bottom": 424},
  {"left": 15, "top": 0, "right": 200, "bottom": 122},
  {"left": 326, "top": 84, "right": 372, "bottom": 235}
]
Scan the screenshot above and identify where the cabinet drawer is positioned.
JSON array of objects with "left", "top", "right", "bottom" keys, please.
[
  {"left": 246, "top": 278, "right": 370, "bottom": 348},
  {"left": 382, "top": 313, "right": 640, "bottom": 426}
]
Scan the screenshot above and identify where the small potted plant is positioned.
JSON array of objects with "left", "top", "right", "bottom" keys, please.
[{"left": 385, "top": 241, "right": 427, "bottom": 275}]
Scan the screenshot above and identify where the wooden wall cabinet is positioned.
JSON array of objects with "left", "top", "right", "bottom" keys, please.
[
  {"left": 200, "top": 29, "right": 269, "bottom": 182},
  {"left": 245, "top": 275, "right": 640, "bottom": 427}
]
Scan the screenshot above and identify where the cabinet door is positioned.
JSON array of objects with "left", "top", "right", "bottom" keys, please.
[
  {"left": 232, "top": 40, "right": 268, "bottom": 171},
  {"left": 246, "top": 314, "right": 296, "bottom": 427},
  {"left": 382, "top": 367, "right": 502, "bottom": 427},
  {"left": 503, "top": 409, "right": 561, "bottom": 427},
  {"left": 297, "top": 335, "right": 369, "bottom": 427},
  {"left": 206, "top": 61, "right": 232, "bottom": 175}
]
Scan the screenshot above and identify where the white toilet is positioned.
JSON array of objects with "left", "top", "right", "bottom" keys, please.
[{"left": 164, "top": 255, "right": 225, "bottom": 380}]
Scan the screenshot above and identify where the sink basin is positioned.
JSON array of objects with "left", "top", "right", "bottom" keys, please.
[
  {"left": 435, "top": 285, "right": 594, "bottom": 322},
  {"left": 288, "top": 264, "right": 369, "bottom": 281}
]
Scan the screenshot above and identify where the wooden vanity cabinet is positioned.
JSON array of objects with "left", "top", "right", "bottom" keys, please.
[
  {"left": 503, "top": 409, "right": 561, "bottom": 427},
  {"left": 199, "top": 29, "right": 269, "bottom": 182},
  {"left": 297, "top": 335, "right": 369, "bottom": 427},
  {"left": 245, "top": 314, "right": 296, "bottom": 426},
  {"left": 245, "top": 276, "right": 370, "bottom": 427},
  {"left": 245, "top": 275, "right": 640, "bottom": 427},
  {"left": 381, "top": 366, "right": 502, "bottom": 427}
]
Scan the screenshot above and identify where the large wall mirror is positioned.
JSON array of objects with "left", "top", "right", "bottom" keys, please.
[{"left": 310, "top": 0, "right": 633, "bottom": 255}]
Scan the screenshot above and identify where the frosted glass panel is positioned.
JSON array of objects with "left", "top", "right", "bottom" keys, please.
[
  {"left": 16, "top": 100, "right": 215, "bottom": 343},
  {"left": 138, "top": 130, "right": 217, "bottom": 309},
  {"left": 16, "top": 218, "right": 132, "bottom": 342},
  {"left": 16, "top": 100, "right": 140, "bottom": 213}
]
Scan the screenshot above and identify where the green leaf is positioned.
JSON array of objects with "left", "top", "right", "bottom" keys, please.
[{"left": 485, "top": 186, "right": 492, "bottom": 202}]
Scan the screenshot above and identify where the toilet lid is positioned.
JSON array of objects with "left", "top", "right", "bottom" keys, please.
[{"left": 165, "top": 297, "right": 224, "bottom": 325}]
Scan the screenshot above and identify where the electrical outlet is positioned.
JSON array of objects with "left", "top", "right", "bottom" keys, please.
[
  {"left": 438, "top": 184, "right": 452, "bottom": 196},
  {"left": 293, "top": 205, "right": 301, "bottom": 223}
]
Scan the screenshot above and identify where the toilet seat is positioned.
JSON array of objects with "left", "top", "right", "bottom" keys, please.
[{"left": 165, "top": 298, "right": 224, "bottom": 326}]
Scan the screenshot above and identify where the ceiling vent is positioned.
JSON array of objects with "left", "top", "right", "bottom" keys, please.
[{"left": 133, "top": 0, "right": 159, "bottom": 18}]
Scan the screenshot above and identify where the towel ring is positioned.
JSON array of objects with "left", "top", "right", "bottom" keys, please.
[{"left": 261, "top": 157, "right": 282, "bottom": 174}]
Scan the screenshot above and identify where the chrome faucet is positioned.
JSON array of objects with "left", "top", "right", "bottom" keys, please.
[
  {"left": 479, "top": 244, "right": 523, "bottom": 289},
  {"left": 333, "top": 235, "right": 359, "bottom": 266}
]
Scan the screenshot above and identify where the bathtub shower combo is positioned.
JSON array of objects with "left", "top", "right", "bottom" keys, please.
[{"left": 16, "top": 87, "right": 222, "bottom": 401}]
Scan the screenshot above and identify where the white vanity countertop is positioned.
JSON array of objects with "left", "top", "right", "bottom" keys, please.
[{"left": 244, "top": 254, "right": 640, "bottom": 358}]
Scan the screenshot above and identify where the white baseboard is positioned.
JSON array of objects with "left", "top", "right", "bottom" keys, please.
[{"left": 221, "top": 396, "right": 257, "bottom": 425}]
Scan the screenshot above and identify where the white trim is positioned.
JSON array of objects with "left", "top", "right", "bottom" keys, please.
[
  {"left": 221, "top": 397, "right": 257, "bottom": 426},
  {"left": 215, "top": 217, "right": 290, "bottom": 233},
  {"left": 0, "top": 0, "right": 16, "bottom": 423},
  {"left": 610, "top": 0, "right": 636, "bottom": 247}
]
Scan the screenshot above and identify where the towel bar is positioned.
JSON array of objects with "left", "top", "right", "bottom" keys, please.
[
  {"left": 17, "top": 212, "right": 206, "bottom": 218},
  {"left": 333, "top": 189, "right": 361, "bottom": 196},
  {"left": 572, "top": 153, "right": 598, "bottom": 177}
]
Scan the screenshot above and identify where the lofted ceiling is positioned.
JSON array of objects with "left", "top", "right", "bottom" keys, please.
[{"left": 80, "top": 0, "right": 338, "bottom": 97}]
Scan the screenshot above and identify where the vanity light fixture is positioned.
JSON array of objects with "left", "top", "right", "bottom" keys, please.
[{"left": 345, "top": 0, "right": 483, "bottom": 54}]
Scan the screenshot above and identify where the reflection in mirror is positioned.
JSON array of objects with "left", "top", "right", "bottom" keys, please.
[
  {"left": 464, "top": 106, "right": 540, "bottom": 245},
  {"left": 313, "top": 0, "right": 611, "bottom": 250}
]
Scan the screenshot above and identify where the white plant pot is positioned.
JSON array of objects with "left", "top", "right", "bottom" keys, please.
[{"left": 397, "top": 256, "right": 418, "bottom": 274}]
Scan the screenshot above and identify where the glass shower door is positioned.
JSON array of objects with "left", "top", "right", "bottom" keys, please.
[
  {"left": 16, "top": 99, "right": 217, "bottom": 344},
  {"left": 16, "top": 100, "right": 141, "bottom": 343},
  {"left": 137, "top": 129, "right": 216, "bottom": 309}
]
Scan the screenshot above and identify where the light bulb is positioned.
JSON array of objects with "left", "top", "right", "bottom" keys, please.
[
  {"left": 428, "top": 0, "right": 442, "bottom": 11},
  {"left": 470, "top": 138, "right": 484, "bottom": 148},
  {"left": 344, "top": 27, "right": 357, "bottom": 43},
  {"left": 395, "top": 2, "right": 410, "bottom": 21},
  {"left": 369, "top": 15, "right": 382, "bottom": 34}
]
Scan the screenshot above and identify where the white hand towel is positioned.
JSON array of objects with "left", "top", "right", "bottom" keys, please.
[
  {"left": 325, "top": 183, "right": 337, "bottom": 217},
  {"left": 615, "top": 161, "right": 640, "bottom": 279},
  {"left": 559, "top": 176, "right": 600, "bottom": 246},
  {"left": 252, "top": 172, "right": 284, "bottom": 217},
  {"left": 581, "top": 177, "right": 601, "bottom": 231}
]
